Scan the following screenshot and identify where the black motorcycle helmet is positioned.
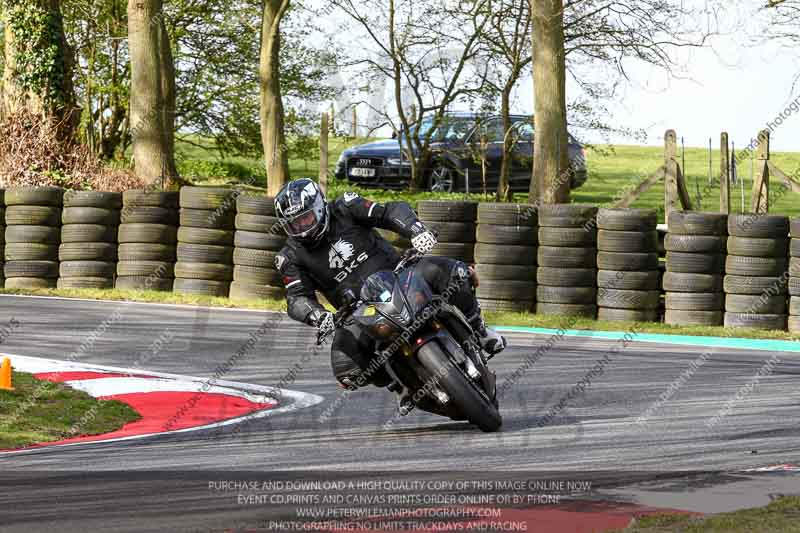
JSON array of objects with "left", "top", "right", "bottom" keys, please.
[{"left": 274, "top": 178, "right": 330, "bottom": 244}]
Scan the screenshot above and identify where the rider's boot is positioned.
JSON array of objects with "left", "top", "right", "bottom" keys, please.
[{"left": 468, "top": 314, "right": 507, "bottom": 356}]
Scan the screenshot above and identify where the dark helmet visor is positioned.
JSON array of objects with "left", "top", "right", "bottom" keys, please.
[{"left": 285, "top": 208, "right": 320, "bottom": 236}]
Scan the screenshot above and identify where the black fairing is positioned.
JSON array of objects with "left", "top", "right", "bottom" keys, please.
[
  {"left": 355, "top": 267, "right": 433, "bottom": 340},
  {"left": 351, "top": 261, "right": 498, "bottom": 416}
]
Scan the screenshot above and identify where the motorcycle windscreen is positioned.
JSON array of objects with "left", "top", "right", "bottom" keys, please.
[
  {"left": 360, "top": 270, "right": 396, "bottom": 304},
  {"left": 358, "top": 270, "right": 408, "bottom": 337},
  {"left": 396, "top": 267, "right": 434, "bottom": 316},
  {"left": 360, "top": 268, "right": 433, "bottom": 327}
]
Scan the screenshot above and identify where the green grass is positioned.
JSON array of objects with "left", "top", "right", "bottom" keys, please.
[
  {"left": 488, "top": 311, "right": 800, "bottom": 341},
  {"left": 0, "top": 287, "right": 287, "bottom": 312},
  {"left": 3, "top": 287, "right": 799, "bottom": 341},
  {"left": 607, "top": 496, "right": 800, "bottom": 532},
  {"left": 177, "top": 137, "right": 800, "bottom": 220},
  {"left": 0, "top": 371, "right": 141, "bottom": 449},
  {"left": 577, "top": 145, "right": 800, "bottom": 222}
]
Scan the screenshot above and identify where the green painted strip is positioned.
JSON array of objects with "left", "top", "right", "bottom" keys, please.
[{"left": 493, "top": 325, "right": 800, "bottom": 353}]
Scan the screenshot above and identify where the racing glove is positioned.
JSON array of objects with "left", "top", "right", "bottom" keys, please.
[
  {"left": 411, "top": 230, "right": 438, "bottom": 255},
  {"left": 315, "top": 311, "right": 336, "bottom": 338}
]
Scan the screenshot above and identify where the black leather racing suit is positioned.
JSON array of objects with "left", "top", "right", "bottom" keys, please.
[{"left": 275, "top": 193, "right": 480, "bottom": 388}]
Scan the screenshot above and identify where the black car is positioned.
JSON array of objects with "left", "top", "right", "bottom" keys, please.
[{"left": 335, "top": 113, "right": 587, "bottom": 192}]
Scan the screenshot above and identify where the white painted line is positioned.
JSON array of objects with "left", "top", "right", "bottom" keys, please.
[{"left": 64, "top": 376, "right": 271, "bottom": 404}]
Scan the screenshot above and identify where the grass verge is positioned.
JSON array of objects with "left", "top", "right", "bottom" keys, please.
[
  {"left": 0, "top": 371, "right": 141, "bottom": 449},
  {"left": 608, "top": 496, "right": 800, "bottom": 532},
  {"left": 180, "top": 137, "right": 800, "bottom": 221},
  {"left": 488, "top": 311, "right": 800, "bottom": 342},
  {"left": 2, "top": 287, "right": 799, "bottom": 342},
  {"left": 0, "top": 287, "right": 287, "bottom": 312}
]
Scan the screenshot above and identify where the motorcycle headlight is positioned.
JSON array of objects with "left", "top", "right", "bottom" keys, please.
[
  {"left": 367, "top": 320, "right": 400, "bottom": 340},
  {"left": 386, "top": 158, "right": 412, "bottom": 166}
]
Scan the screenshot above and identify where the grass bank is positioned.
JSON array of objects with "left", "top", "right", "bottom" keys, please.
[
  {"left": 608, "top": 496, "right": 800, "bottom": 532},
  {"left": 0, "top": 371, "right": 140, "bottom": 449},
  {"left": 178, "top": 138, "right": 800, "bottom": 220},
  {"left": 2, "top": 288, "right": 798, "bottom": 342}
]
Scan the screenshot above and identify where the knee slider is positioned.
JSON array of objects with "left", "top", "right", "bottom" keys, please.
[
  {"left": 337, "top": 375, "right": 360, "bottom": 391},
  {"left": 451, "top": 260, "right": 470, "bottom": 282}
]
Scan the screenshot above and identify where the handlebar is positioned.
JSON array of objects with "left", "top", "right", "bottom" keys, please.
[
  {"left": 315, "top": 302, "right": 358, "bottom": 346},
  {"left": 394, "top": 247, "right": 424, "bottom": 274}
]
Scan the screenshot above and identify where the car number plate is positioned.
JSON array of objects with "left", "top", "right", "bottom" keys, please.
[{"left": 350, "top": 167, "right": 375, "bottom": 177}]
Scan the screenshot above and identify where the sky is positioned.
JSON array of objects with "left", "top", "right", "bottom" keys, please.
[
  {"left": 567, "top": 3, "right": 800, "bottom": 152},
  {"left": 502, "top": 2, "right": 800, "bottom": 151},
  {"left": 320, "top": 1, "right": 800, "bottom": 152}
]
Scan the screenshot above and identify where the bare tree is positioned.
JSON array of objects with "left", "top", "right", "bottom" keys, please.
[
  {"left": 260, "top": 0, "right": 291, "bottom": 196},
  {"left": 762, "top": 0, "right": 800, "bottom": 68},
  {"left": 530, "top": 0, "right": 570, "bottom": 203},
  {"left": 478, "top": 0, "right": 532, "bottom": 201},
  {"left": 332, "top": 0, "right": 492, "bottom": 191},
  {"left": 562, "top": 0, "right": 718, "bottom": 142},
  {"left": 127, "top": 0, "right": 178, "bottom": 186},
  {"left": 766, "top": 1, "right": 794, "bottom": 8}
]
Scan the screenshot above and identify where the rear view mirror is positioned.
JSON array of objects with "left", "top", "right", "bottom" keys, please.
[{"left": 392, "top": 131, "right": 398, "bottom": 139}]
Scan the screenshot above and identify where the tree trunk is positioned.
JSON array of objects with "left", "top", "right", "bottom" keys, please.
[
  {"left": 158, "top": 17, "right": 177, "bottom": 179},
  {"left": 496, "top": 86, "right": 514, "bottom": 202},
  {"left": 529, "top": 0, "right": 569, "bottom": 204},
  {"left": 127, "top": 0, "right": 178, "bottom": 186},
  {"left": 101, "top": 23, "right": 127, "bottom": 160},
  {"left": 2, "top": 0, "right": 77, "bottom": 127},
  {"left": 260, "top": 0, "right": 291, "bottom": 196}
]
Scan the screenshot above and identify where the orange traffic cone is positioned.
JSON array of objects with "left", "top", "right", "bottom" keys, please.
[{"left": 0, "top": 357, "right": 13, "bottom": 391}]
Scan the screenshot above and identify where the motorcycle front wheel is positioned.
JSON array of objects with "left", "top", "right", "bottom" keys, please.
[{"left": 416, "top": 340, "right": 502, "bottom": 432}]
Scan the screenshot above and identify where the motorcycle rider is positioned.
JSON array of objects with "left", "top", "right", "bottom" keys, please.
[{"left": 273, "top": 178, "right": 506, "bottom": 401}]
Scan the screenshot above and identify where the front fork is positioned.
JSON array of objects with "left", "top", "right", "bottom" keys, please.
[{"left": 412, "top": 328, "right": 496, "bottom": 405}]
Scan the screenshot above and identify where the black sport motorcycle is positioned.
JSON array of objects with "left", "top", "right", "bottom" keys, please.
[{"left": 317, "top": 250, "right": 502, "bottom": 432}]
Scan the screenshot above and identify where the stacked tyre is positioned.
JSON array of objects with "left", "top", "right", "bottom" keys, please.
[
  {"left": 790, "top": 218, "right": 800, "bottom": 333},
  {"left": 174, "top": 187, "right": 237, "bottom": 297},
  {"left": 724, "top": 214, "right": 789, "bottom": 331},
  {"left": 231, "top": 195, "right": 286, "bottom": 301},
  {"left": 59, "top": 191, "right": 121, "bottom": 289},
  {"left": 596, "top": 208, "right": 660, "bottom": 322},
  {"left": 4, "top": 187, "right": 64, "bottom": 289},
  {"left": 116, "top": 190, "right": 179, "bottom": 292},
  {"left": 376, "top": 228, "right": 411, "bottom": 255},
  {"left": 474, "top": 203, "right": 537, "bottom": 313},
  {"left": 663, "top": 211, "right": 727, "bottom": 326},
  {"left": 536, "top": 204, "right": 597, "bottom": 317},
  {"left": 0, "top": 190, "right": 4, "bottom": 288},
  {"left": 417, "top": 201, "right": 477, "bottom": 263}
]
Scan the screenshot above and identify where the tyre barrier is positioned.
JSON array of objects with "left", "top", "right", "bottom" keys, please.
[
  {"left": 535, "top": 204, "right": 596, "bottom": 317},
  {"left": 789, "top": 218, "right": 800, "bottom": 333},
  {"left": 417, "top": 200, "right": 477, "bottom": 263},
  {"left": 116, "top": 190, "right": 179, "bottom": 292},
  {"left": 475, "top": 202, "right": 537, "bottom": 313},
  {"left": 4, "top": 187, "right": 64, "bottom": 289},
  {"left": 57, "top": 191, "right": 121, "bottom": 290},
  {"left": 0, "top": 189, "right": 4, "bottom": 289},
  {"left": 664, "top": 211, "right": 728, "bottom": 327},
  {"left": 3, "top": 187, "right": 799, "bottom": 336},
  {"left": 173, "top": 187, "right": 238, "bottom": 297},
  {"left": 376, "top": 228, "right": 411, "bottom": 256},
  {"left": 724, "top": 214, "right": 789, "bottom": 331},
  {"left": 230, "top": 194, "right": 286, "bottom": 301},
  {"left": 597, "top": 207, "right": 659, "bottom": 322}
]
